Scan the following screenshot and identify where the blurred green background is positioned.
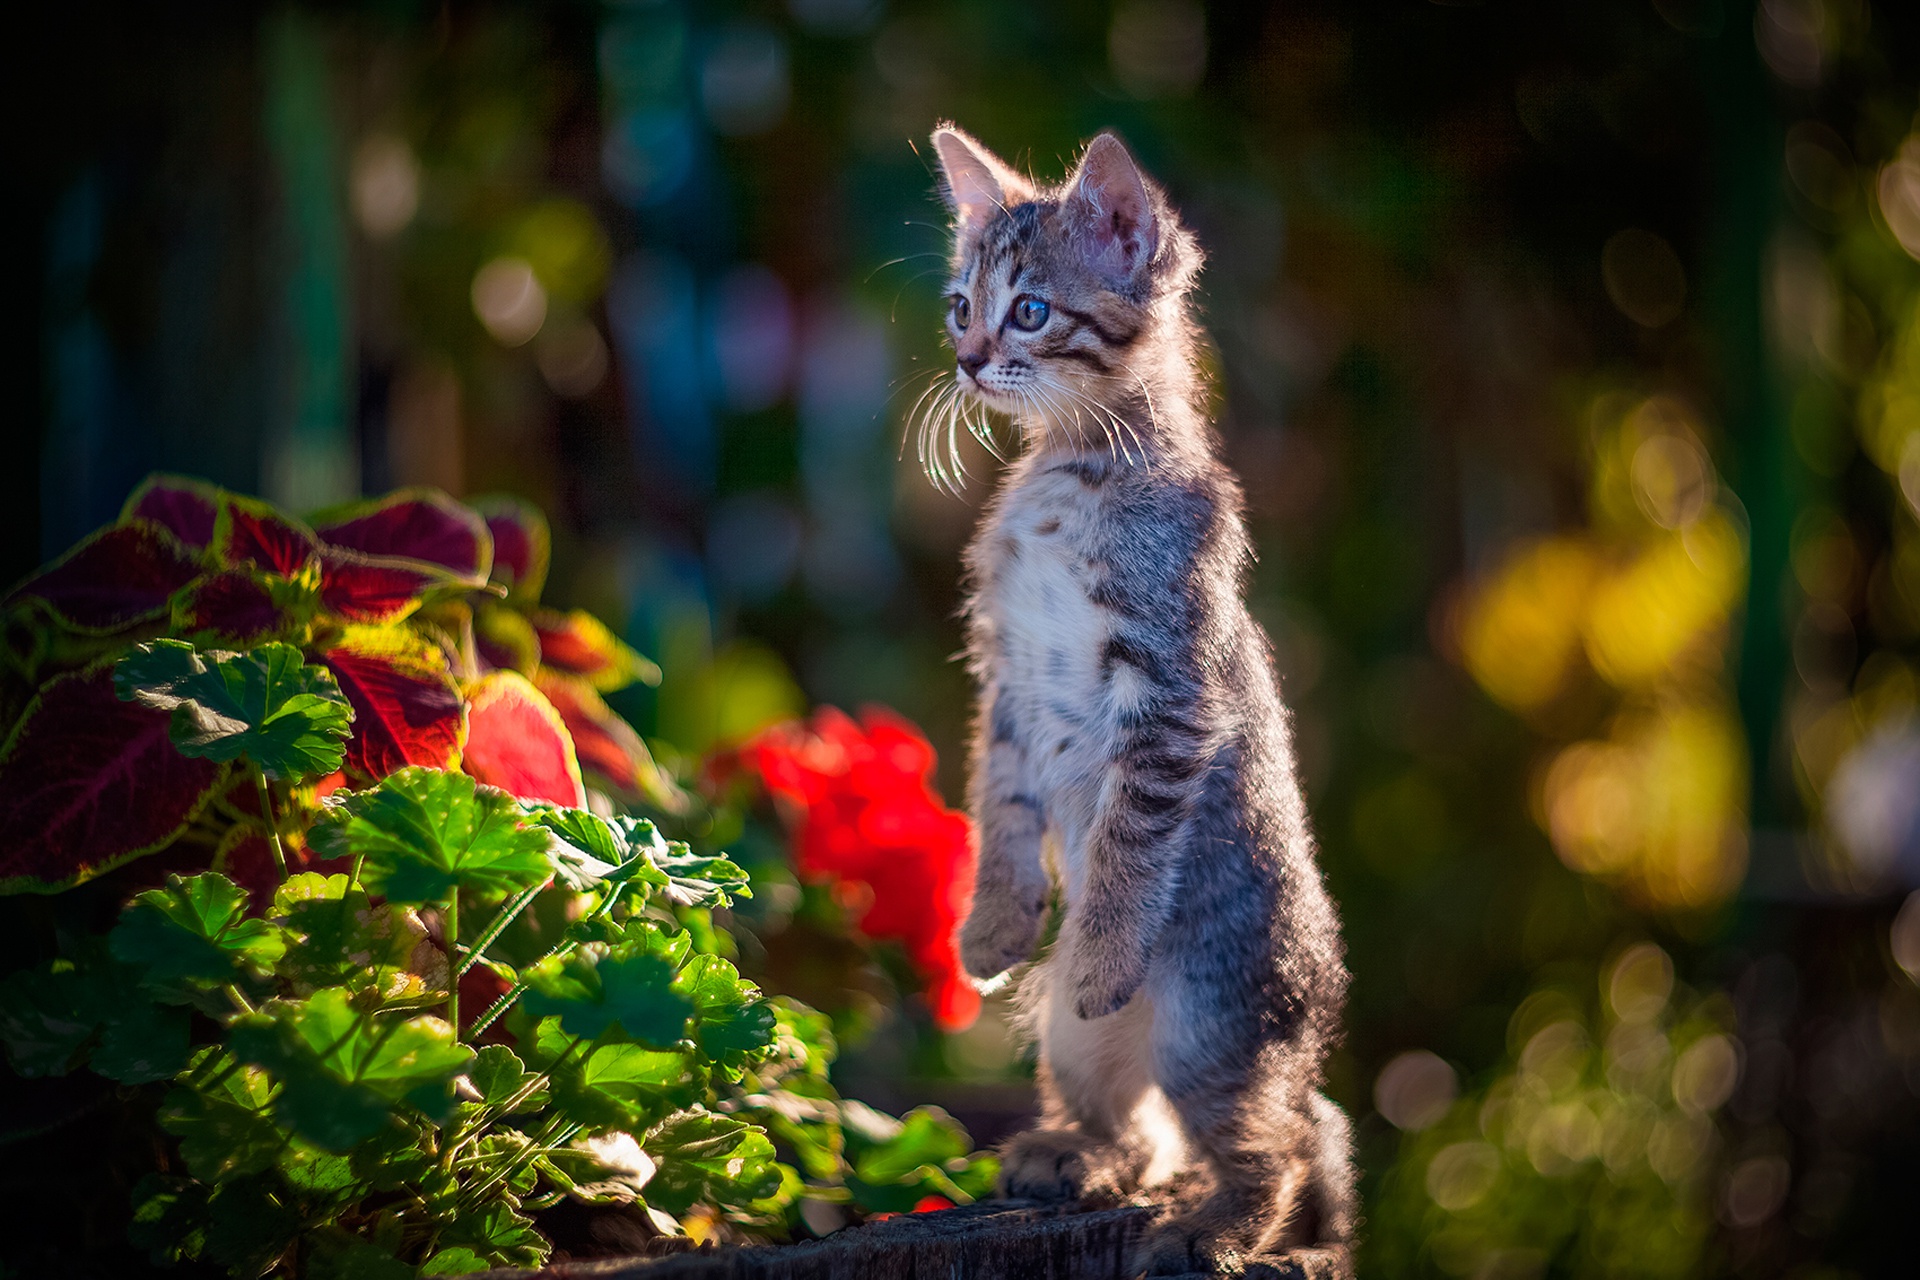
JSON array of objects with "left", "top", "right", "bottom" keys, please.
[{"left": 7, "top": 1, "right": 1920, "bottom": 1275}]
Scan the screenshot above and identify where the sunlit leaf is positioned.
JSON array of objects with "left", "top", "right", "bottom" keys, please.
[
  {"left": 115, "top": 639, "right": 353, "bottom": 780},
  {"left": 310, "top": 767, "right": 552, "bottom": 905},
  {"left": 521, "top": 929, "right": 693, "bottom": 1046},
  {"left": 525, "top": 805, "right": 669, "bottom": 893},
  {"left": 229, "top": 987, "right": 474, "bottom": 1151},
  {"left": 3, "top": 520, "right": 201, "bottom": 634},
  {"left": 213, "top": 494, "right": 325, "bottom": 578},
  {"left": 435, "top": 1201, "right": 548, "bottom": 1270},
  {"left": 673, "top": 954, "right": 775, "bottom": 1070},
  {"left": 0, "top": 667, "right": 225, "bottom": 893},
  {"left": 641, "top": 1109, "right": 781, "bottom": 1213},
  {"left": 534, "top": 670, "right": 675, "bottom": 806},
  {"left": 471, "top": 495, "right": 550, "bottom": 602},
  {"left": 461, "top": 670, "right": 585, "bottom": 807},
  {"left": 528, "top": 608, "right": 660, "bottom": 692},
  {"left": 318, "top": 628, "right": 466, "bottom": 781},
  {"left": 110, "top": 871, "right": 288, "bottom": 987},
  {"left": 312, "top": 489, "right": 493, "bottom": 583},
  {"left": 612, "top": 816, "right": 750, "bottom": 908},
  {"left": 466, "top": 1044, "right": 546, "bottom": 1113},
  {"left": 159, "top": 1050, "right": 280, "bottom": 1181},
  {"left": 473, "top": 599, "right": 540, "bottom": 674}
]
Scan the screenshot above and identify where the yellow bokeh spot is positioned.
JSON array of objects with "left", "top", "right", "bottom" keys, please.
[
  {"left": 1459, "top": 538, "right": 1601, "bottom": 713},
  {"left": 1583, "top": 512, "right": 1744, "bottom": 690}
]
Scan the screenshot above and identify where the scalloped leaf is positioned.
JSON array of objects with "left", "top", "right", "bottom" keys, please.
[
  {"left": 310, "top": 767, "right": 553, "bottom": 906},
  {"left": 534, "top": 671, "right": 669, "bottom": 804},
  {"left": 228, "top": 988, "right": 473, "bottom": 1151},
  {"left": 528, "top": 609, "right": 659, "bottom": 692},
  {"left": 121, "top": 474, "right": 222, "bottom": 550},
  {"left": 641, "top": 1110, "right": 781, "bottom": 1213},
  {"left": 115, "top": 640, "right": 354, "bottom": 781},
  {"left": 471, "top": 496, "right": 551, "bottom": 602},
  {"left": 4, "top": 522, "right": 202, "bottom": 634},
  {"left": 462, "top": 672, "right": 585, "bottom": 808},
  {"left": 313, "top": 489, "right": 493, "bottom": 583},
  {"left": 318, "top": 629, "right": 466, "bottom": 781},
  {"left": 521, "top": 928, "right": 693, "bottom": 1046},
  {"left": 0, "top": 667, "right": 225, "bottom": 893},
  {"left": 110, "top": 872, "right": 288, "bottom": 987}
]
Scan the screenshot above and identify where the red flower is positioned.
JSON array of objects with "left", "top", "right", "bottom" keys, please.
[{"left": 738, "top": 708, "right": 980, "bottom": 1030}]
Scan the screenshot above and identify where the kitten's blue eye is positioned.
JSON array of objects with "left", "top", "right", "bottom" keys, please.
[
  {"left": 952, "top": 296, "right": 971, "bottom": 330},
  {"left": 1011, "top": 296, "right": 1050, "bottom": 331}
]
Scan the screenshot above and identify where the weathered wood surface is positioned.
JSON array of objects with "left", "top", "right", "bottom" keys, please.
[{"left": 478, "top": 1199, "right": 1338, "bottom": 1280}]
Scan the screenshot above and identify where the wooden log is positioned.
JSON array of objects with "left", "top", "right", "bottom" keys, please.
[{"left": 477, "top": 1199, "right": 1339, "bottom": 1280}]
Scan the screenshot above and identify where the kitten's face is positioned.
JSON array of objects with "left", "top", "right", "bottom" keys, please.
[{"left": 931, "top": 126, "right": 1174, "bottom": 440}]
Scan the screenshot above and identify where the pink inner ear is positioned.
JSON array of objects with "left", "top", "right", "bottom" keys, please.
[{"left": 1071, "top": 142, "right": 1158, "bottom": 280}]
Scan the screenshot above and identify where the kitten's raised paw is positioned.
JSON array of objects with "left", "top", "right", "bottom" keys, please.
[{"left": 998, "top": 1128, "right": 1129, "bottom": 1203}]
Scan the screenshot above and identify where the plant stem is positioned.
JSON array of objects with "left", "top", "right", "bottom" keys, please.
[
  {"left": 455, "top": 876, "right": 551, "bottom": 979},
  {"left": 446, "top": 890, "right": 460, "bottom": 1035},
  {"left": 252, "top": 767, "right": 289, "bottom": 881}
]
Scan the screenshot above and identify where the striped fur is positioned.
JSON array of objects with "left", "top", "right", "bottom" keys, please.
[{"left": 931, "top": 125, "right": 1355, "bottom": 1276}]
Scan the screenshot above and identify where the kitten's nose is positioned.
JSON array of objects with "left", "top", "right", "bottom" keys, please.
[{"left": 958, "top": 351, "right": 989, "bottom": 378}]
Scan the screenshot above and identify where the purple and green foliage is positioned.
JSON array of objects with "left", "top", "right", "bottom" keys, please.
[{"left": 0, "top": 477, "right": 993, "bottom": 1276}]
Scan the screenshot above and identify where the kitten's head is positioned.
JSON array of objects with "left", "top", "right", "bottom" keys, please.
[{"left": 925, "top": 123, "right": 1201, "bottom": 466}]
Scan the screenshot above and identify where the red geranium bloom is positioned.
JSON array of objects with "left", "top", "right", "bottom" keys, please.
[{"left": 738, "top": 707, "right": 979, "bottom": 1030}]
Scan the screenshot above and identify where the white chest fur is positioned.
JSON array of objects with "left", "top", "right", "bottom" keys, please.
[{"left": 973, "top": 464, "right": 1118, "bottom": 899}]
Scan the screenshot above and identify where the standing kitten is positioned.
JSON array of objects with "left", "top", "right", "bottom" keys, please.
[{"left": 929, "top": 124, "right": 1356, "bottom": 1276}]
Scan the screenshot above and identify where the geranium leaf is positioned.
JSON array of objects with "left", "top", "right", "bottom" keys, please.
[
  {"left": 121, "top": 474, "right": 222, "bottom": 550},
  {"left": 0, "top": 667, "right": 226, "bottom": 893},
  {"left": 115, "top": 639, "right": 353, "bottom": 780},
  {"left": 435, "top": 1201, "right": 548, "bottom": 1270},
  {"left": 159, "top": 1051, "right": 280, "bottom": 1180},
  {"left": 304, "top": 1229, "right": 415, "bottom": 1280},
  {"left": 611, "top": 817, "right": 750, "bottom": 908},
  {"left": 4, "top": 521, "right": 201, "bottom": 633},
  {"left": 420, "top": 1247, "right": 490, "bottom": 1276},
  {"left": 521, "top": 932, "right": 693, "bottom": 1046},
  {"left": 110, "top": 871, "right": 288, "bottom": 987},
  {"left": 533, "top": 671, "right": 672, "bottom": 805},
  {"left": 202, "top": 1176, "right": 305, "bottom": 1277},
  {"left": 525, "top": 806, "right": 669, "bottom": 893},
  {"left": 271, "top": 872, "right": 423, "bottom": 996},
  {"left": 128, "top": 1174, "right": 210, "bottom": 1266},
  {"left": 673, "top": 954, "right": 775, "bottom": 1070},
  {"left": 528, "top": 608, "right": 659, "bottom": 692},
  {"left": 318, "top": 629, "right": 466, "bottom": 781},
  {"left": 470, "top": 495, "right": 550, "bottom": 602},
  {"left": 466, "top": 1044, "right": 545, "bottom": 1112},
  {"left": 641, "top": 1109, "right": 781, "bottom": 1213},
  {"left": 310, "top": 767, "right": 552, "bottom": 905},
  {"left": 312, "top": 489, "right": 493, "bottom": 583},
  {"left": 0, "top": 954, "right": 192, "bottom": 1083},
  {"left": 548, "top": 1040, "right": 696, "bottom": 1131},
  {"left": 0, "top": 962, "right": 100, "bottom": 1075},
  {"left": 462, "top": 671, "right": 586, "bottom": 807},
  {"left": 229, "top": 988, "right": 473, "bottom": 1151}
]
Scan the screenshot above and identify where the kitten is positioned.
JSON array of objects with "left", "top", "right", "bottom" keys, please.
[{"left": 928, "top": 124, "right": 1356, "bottom": 1276}]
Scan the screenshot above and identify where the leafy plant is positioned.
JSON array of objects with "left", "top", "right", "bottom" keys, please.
[{"left": 0, "top": 478, "right": 993, "bottom": 1276}]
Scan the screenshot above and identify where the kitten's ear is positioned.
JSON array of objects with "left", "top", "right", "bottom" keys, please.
[
  {"left": 1063, "top": 133, "right": 1160, "bottom": 287},
  {"left": 932, "top": 124, "right": 1031, "bottom": 244}
]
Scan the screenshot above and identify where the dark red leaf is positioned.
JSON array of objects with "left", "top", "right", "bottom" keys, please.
[
  {"left": 535, "top": 671, "right": 662, "bottom": 803},
  {"left": 462, "top": 672, "right": 585, "bottom": 807},
  {"left": 213, "top": 496, "right": 322, "bottom": 578},
  {"left": 316, "top": 548, "right": 444, "bottom": 624},
  {"left": 528, "top": 609, "right": 658, "bottom": 692},
  {"left": 0, "top": 667, "right": 225, "bottom": 892},
  {"left": 172, "top": 570, "right": 297, "bottom": 645},
  {"left": 121, "top": 474, "right": 221, "bottom": 550},
  {"left": 471, "top": 495, "right": 550, "bottom": 601},
  {"left": 318, "top": 630, "right": 466, "bottom": 782},
  {"left": 4, "top": 522, "right": 201, "bottom": 633},
  {"left": 313, "top": 489, "right": 492, "bottom": 582}
]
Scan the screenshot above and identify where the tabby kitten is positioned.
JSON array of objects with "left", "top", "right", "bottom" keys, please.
[{"left": 929, "top": 124, "right": 1356, "bottom": 1276}]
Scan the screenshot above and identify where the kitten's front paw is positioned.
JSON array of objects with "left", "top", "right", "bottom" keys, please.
[
  {"left": 958, "top": 895, "right": 1044, "bottom": 980},
  {"left": 999, "top": 1129, "right": 1128, "bottom": 1203}
]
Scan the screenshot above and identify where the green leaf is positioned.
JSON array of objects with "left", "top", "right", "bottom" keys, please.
[
  {"left": 609, "top": 817, "right": 749, "bottom": 908},
  {"left": 673, "top": 954, "right": 776, "bottom": 1071},
  {"left": 160, "top": 1051, "right": 280, "bottom": 1181},
  {"left": 520, "top": 929, "right": 693, "bottom": 1046},
  {"left": 466, "top": 1043, "right": 546, "bottom": 1112},
  {"left": 229, "top": 987, "right": 473, "bottom": 1151},
  {"left": 202, "top": 1176, "right": 304, "bottom": 1277},
  {"left": 272, "top": 872, "right": 424, "bottom": 996},
  {"left": 436, "top": 1201, "right": 548, "bottom": 1270},
  {"left": 110, "top": 871, "right": 287, "bottom": 988},
  {"left": 0, "top": 956, "right": 191, "bottom": 1083},
  {"left": 311, "top": 768, "right": 553, "bottom": 905},
  {"left": 850, "top": 1106, "right": 971, "bottom": 1185},
  {"left": 641, "top": 1109, "right": 781, "bottom": 1213},
  {"left": 528, "top": 805, "right": 668, "bottom": 892},
  {"left": 114, "top": 638, "right": 353, "bottom": 780},
  {"left": 421, "top": 1247, "right": 491, "bottom": 1275},
  {"left": 127, "top": 1174, "right": 209, "bottom": 1266},
  {"left": 305, "top": 1229, "right": 417, "bottom": 1280},
  {"left": 0, "top": 963, "right": 98, "bottom": 1075},
  {"left": 279, "top": 1140, "right": 365, "bottom": 1198},
  {"left": 550, "top": 1040, "right": 698, "bottom": 1131}
]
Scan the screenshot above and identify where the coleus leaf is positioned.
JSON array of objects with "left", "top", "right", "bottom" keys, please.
[
  {"left": 472, "top": 600, "right": 540, "bottom": 675},
  {"left": 115, "top": 639, "right": 354, "bottom": 780},
  {"left": 0, "top": 667, "right": 225, "bottom": 893},
  {"left": 121, "top": 473, "right": 222, "bottom": 550},
  {"left": 3, "top": 521, "right": 201, "bottom": 633},
  {"left": 212, "top": 495, "right": 324, "bottom": 578},
  {"left": 534, "top": 671, "right": 673, "bottom": 805},
  {"left": 520, "top": 925, "right": 694, "bottom": 1046},
  {"left": 110, "top": 871, "right": 288, "bottom": 987},
  {"left": 640, "top": 1109, "right": 781, "bottom": 1214},
  {"left": 462, "top": 671, "right": 586, "bottom": 808},
  {"left": 309, "top": 767, "right": 552, "bottom": 905},
  {"left": 312, "top": 488, "right": 493, "bottom": 583},
  {"left": 318, "top": 628, "right": 466, "bottom": 781},
  {"left": 212, "top": 494, "right": 466, "bottom": 625},
  {"left": 471, "top": 495, "right": 550, "bottom": 602},
  {"left": 528, "top": 609, "right": 659, "bottom": 692},
  {"left": 170, "top": 569, "right": 309, "bottom": 647},
  {"left": 228, "top": 987, "right": 474, "bottom": 1151}
]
